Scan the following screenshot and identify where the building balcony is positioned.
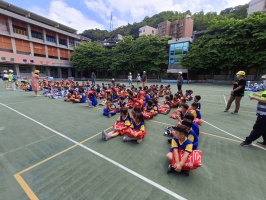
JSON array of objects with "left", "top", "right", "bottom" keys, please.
[{"left": 0, "top": 51, "right": 72, "bottom": 67}]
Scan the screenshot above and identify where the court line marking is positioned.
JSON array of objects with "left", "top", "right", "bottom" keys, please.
[
  {"left": 0, "top": 135, "right": 56, "bottom": 157},
  {"left": 0, "top": 103, "right": 186, "bottom": 200},
  {"left": 13, "top": 128, "right": 113, "bottom": 200},
  {"left": 5, "top": 99, "right": 47, "bottom": 105},
  {"left": 13, "top": 174, "right": 38, "bottom": 200},
  {"left": 150, "top": 120, "right": 241, "bottom": 143},
  {"left": 223, "top": 95, "right": 227, "bottom": 106},
  {"left": 150, "top": 120, "right": 265, "bottom": 150}
]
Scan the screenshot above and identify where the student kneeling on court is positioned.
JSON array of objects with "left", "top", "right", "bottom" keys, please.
[{"left": 166, "top": 125, "right": 192, "bottom": 172}]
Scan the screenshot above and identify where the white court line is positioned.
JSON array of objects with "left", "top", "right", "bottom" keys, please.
[
  {"left": 0, "top": 103, "right": 186, "bottom": 200},
  {"left": 203, "top": 119, "right": 266, "bottom": 151},
  {"left": 5, "top": 99, "right": 47, "bottom": 105},
  {"left": 223, "top": 95, "right": 227, "bottom": 106},
  {"left": 0, "top": 135, "right": 56, "bottom": 157}
]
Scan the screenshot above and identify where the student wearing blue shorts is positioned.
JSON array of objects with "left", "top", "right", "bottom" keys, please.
[
  {"left": 74, "top": 88, "right": 86, "bottom": 103},
  {"left": 166, "top": 125, "right": 193, "bottom": 173},
  {"left": 182, "top": 119, "right": 198, "bottom": 150},
  {"left": 88, "top": 93, "right": 98, "bottom": 107},
  {"left": 103, "top": 98, "right": 117, "bottom": 118}
]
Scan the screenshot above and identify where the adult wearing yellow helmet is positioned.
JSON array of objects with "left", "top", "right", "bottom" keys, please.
[
  {"left": 31, "top": 70, "right": 47, "bottom": 96},
  {"left": 224, "top": 71, "right": 246, "bottom": 114}
]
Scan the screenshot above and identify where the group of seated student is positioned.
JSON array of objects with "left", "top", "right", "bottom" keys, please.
[{"left": 34, "top": 79, "right": 203, "bottom": 172}]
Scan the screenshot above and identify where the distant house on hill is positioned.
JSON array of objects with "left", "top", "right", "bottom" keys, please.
[
  {"left": 247, "top": 0, "right": 266, "bottom": 15},
  {"left": 98, "top": 34, "right": 123, "bottom": 48}
]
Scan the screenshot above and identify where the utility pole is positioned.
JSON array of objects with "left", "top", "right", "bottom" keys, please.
[{"left": 109, "top": 12, "right": 113, "bottom": 32}]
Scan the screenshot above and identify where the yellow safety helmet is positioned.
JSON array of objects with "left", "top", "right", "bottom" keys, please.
[
  {"left": 34, "top": 70, "right": 40, "bottom": 74},
  {"left": 236, "top": 71, "right": 245, "bottom": 76}
]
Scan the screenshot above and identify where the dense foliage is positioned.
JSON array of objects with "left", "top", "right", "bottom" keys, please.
[
  {"left": 72, "top": 35, "right": 171, "bottom": 75},
  {"left": 182, "top": 12, "right": 266, "bottom": 78},
  {"left": 74, "top": 4, "right": 266, "bottom": 79},
  {"left": 80, "top": 4, "right": 248, "bottom": 41}
]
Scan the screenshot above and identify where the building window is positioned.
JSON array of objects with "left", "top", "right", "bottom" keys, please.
[
  {"left": 59, "top": 34, "right": 67, "bottom": 46},
  {"left": 46, "top": 30, "right": 56, "bottom": 43},
  {"left": 69, "top": 38, "right": 75, "bottom": 47},
  {"left": 13, "top": 25, "right": 28, "bottom": 36},
  {"left": 46, "top": 35, "right": 56, "bottom": 43},
  {"left": 12, "top": 19, "right": 28, "bottom": 36},
  {"left": 31, "top": 30, "right": 43, "bottom": 40},
  {"left": 152, "top": 30, "right": 154, "bottom": 34},
  {"left": 59, "top": 38, "right": 67, "bottom": 45},
  {"left": 0, "top": 14, "right": 8, "bottom": 32},
  {"left": 179, "top": 22, "right": 184, "bottom": 27},
  {"left": 19, "top": 66, "right": 32, "bottom": 73}
]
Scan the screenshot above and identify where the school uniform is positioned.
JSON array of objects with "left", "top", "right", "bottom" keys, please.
[
  {"left": 79, "top": 93, "right": 86, "bottom": 103},
  {"left": 192, "top": 121, "right": 200, "bottom": 137},
  {"left": 187, "top": 129, "right": 199, "bottom": 150},
  {"left": 117, "top": 116, "right": 131, "bottom": 126},
  {"left": 170, "top": 138, "right": 193, "bottom": 153},
  {"left": 130, "top": 121, "right": 146, "bottom": 138},
  {"left": 88, "top": 95, "right": 98, "bottom": 106},
  {"left": 103, "top": 103, "right": 116, "bottom": 116}
]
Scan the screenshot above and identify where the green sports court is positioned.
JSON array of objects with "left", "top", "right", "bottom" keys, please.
[{"left": 0, "top": 82, "right": 265, "bottom": 200}]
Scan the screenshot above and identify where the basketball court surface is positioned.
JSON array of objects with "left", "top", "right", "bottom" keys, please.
[{"left": 0, "top": 82, "right": 265, "bottom": 200}]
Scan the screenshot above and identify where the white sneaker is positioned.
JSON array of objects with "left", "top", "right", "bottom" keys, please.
[
  {"left": 102, "top": 131, "right": 106, "bottom": 140},
  {"left": 123, "top": 136, "right": 131, "bottom": 142},
  {"left": 137, "top": 139, "right": 143, "bottom": 144},
  {"left": 104, "top": 131, "right": 109, "bottom": 140}
]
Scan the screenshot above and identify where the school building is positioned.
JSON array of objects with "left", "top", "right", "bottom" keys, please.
[{"left": 0, "top": 1, "right": 90, "bottom": 79}]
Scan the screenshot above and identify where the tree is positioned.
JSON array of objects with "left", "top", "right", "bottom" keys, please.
[
  {"left": 131, "top": 35, "right": 171, "bottom": 73},
  {"left": 71, "top": 42, "right": 108, "bottom": 72},
  {"left": 80, "top": 29, "right": 109, "bottom": 41},
  {"left": 110, "top": 35, "right": 134, "bottom": 71},
  {"left": 182, "top": 12, "right": 266, "bottom": 79}
]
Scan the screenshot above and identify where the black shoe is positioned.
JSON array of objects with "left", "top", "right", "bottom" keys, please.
[
  {"left": 167, "top": 164, "right": 174, "bottom": 173},
  {"left": 182, "top": 170, "right": 190, "bottom": 177},
  {"left": 256, "top": 141, "right": 266, "bottom": 148},
  {"left": 240, "top": 141, "right": 251, "bottom": 146},
  {"left": 231, "top": 111, "right": 238, "bottom": 115},
  {"left": 167, "top": 138, "right": 172, "bottom": 144}
]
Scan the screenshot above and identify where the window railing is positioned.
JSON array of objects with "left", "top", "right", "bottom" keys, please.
[{"left": 13, "top": 28, "right": 28, "bottom": 36}]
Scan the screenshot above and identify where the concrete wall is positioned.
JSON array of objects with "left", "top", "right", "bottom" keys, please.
[
  {"left": 139, "top": 26, "right": 158, "bottom": 36},
  {"left": 0, "top": 51, "right": 72, "bottom": 67},
  {"left": 247, "top": 0, "right": 266, "bottom": 15}
]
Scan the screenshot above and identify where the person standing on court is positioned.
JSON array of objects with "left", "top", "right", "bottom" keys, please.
[
  {"left": 224, "top": 71, "right": 246, "bottom": 114},
  {"left": 177, "top": 71, "right": 183, "bottom": 92},
  {"left": 31, "top": 70, "right": 46, "bottom": 97},
  {"left": 128, "top": 72, "right": 132, "bottom": 86},
  {"left": 240, "top": 75, "right": 266, "bottom": 147},
  {"left": 142, "top": 71, "right": 147, "bottom": 88},
  {"left": 136, "top": 73, "right": 141, "bottom": 87},
  {"left": 2, "top": 70, "right": 8, "bottom": 89},
  {"left": 8, "top": 69, "right": 13, "bottom": 89},
  {"left": 91, "top": 72, "right": 96, "bottom": 86}
]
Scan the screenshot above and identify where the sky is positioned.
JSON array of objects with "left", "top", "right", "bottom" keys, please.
[{"left": 4, "top": 0, "right": 251, "bottom": 33}]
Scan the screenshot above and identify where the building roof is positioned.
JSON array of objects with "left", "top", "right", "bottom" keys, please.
[{"left": 0, "top": 0, "right": 77, "bottom": 34}]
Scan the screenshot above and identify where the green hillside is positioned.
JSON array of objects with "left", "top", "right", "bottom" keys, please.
[{"left": 81, "top": 4, "right": 248, "bottom": 41}]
